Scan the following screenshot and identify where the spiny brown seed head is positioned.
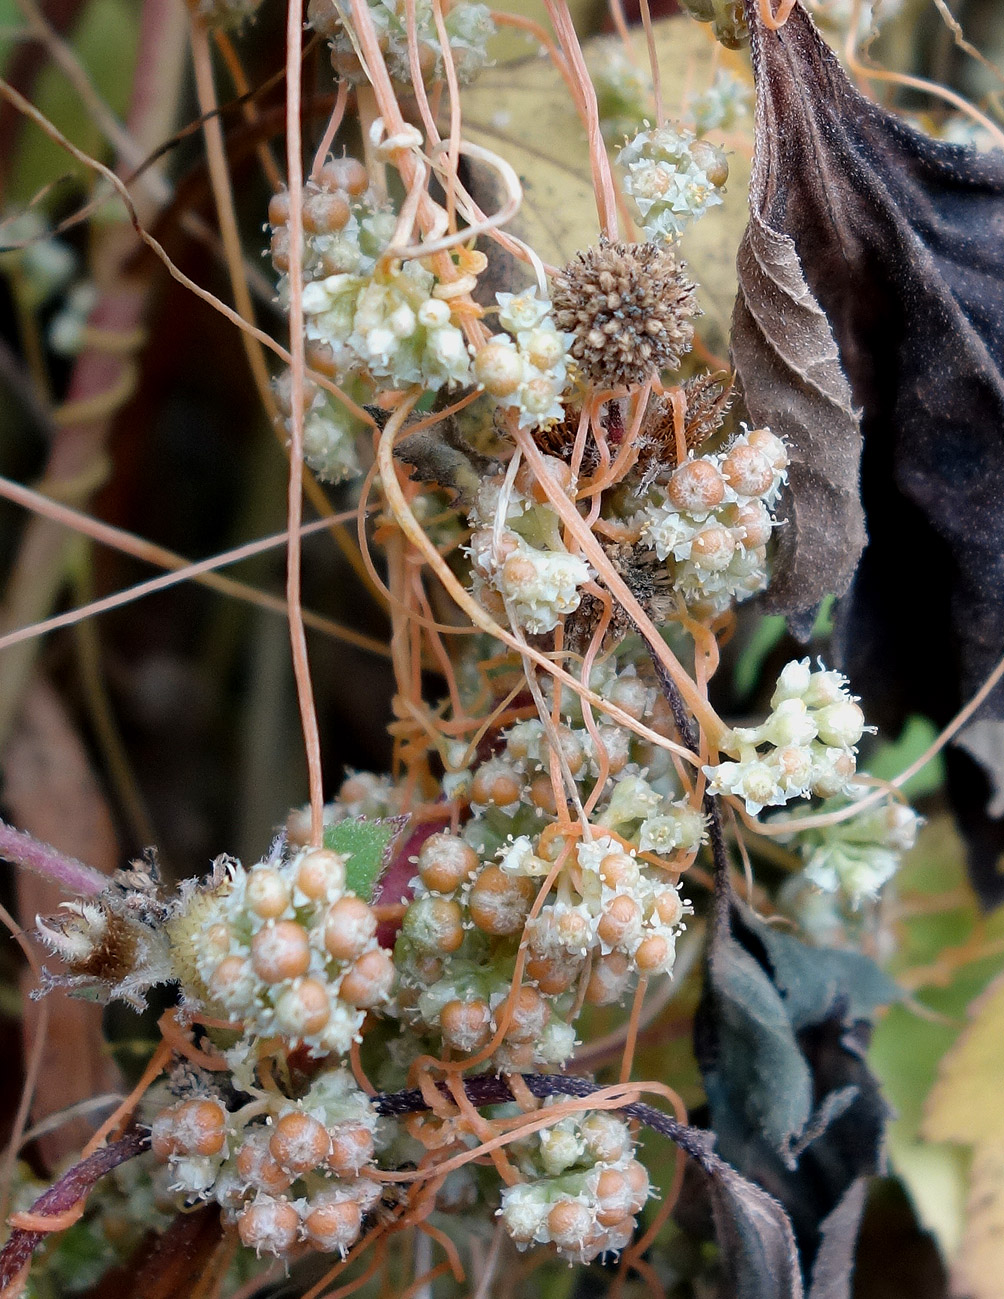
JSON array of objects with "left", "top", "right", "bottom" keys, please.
[{"left": 551, "top": 241, "right": 698, "bottom": 390}]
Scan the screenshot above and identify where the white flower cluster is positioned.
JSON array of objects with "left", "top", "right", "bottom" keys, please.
[
  {"left": 500, "top": 1107, "right": 650, "bottom": 1262},
  {"left": 706, "top": 659, "right": 870, "bottom": 815},
  {"left": 686, "top": 69, "right": 751, "bottom": 134},
  {"left": 300, "top": 259, "right": 471, "bottom": 392},
  {"left": 308, "top": 0, "right": 494, "bottom": 87},
  {"left": 784, "top": 789, "right": 920, "bottom": 906},
  {"left": 149, "top": 1070, "right": 380, "bottom": 1258},
  {"left": 522, "top": 833, "right": 692, "bottom": 980},
  {"left": 467, "top": 470, "right": 590, "bottom": 635},
  {"left": 588, "top": 38, "right": 652, "bottom": 142},
  {"left": 618, "top": 122, "right": 728, "bottom": 241},
  {"left": 167, "top": 846, "right": 393, "bottom": 1059},
  {"left": 273, "top": 371, "right": 362, "bottom": 483},
  {"left": 269, "top": 158, "right": 476, "bottom": 478},
  {"left": 472, "top": 290, "right": 573, "bottom": 431},
  {"left": 636, "top": 426, "right": 788, "bottom": 615},
  {"left": 384, "top": 661, "right": 697, "bottom": 1070}
]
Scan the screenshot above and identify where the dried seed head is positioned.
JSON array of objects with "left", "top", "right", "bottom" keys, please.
[{"left": 551, "top": 241, "right": 698, "bottom": 389}]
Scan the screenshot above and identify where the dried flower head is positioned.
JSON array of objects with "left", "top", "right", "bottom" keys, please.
[{"left": 551, "top": 241, "right": 698, "bottom": 390}]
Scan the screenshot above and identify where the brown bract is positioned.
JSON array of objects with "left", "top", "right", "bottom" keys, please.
[
  {"left": 734, "top": 0, "right": 1004, "bottom": 899},
  {"left": 552, "top": 240, "right": 698, "bottom": 389}
]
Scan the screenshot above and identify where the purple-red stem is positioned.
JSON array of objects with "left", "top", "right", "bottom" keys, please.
[{"left": 0, "top": 820, "right": 108, "bottom": 896}]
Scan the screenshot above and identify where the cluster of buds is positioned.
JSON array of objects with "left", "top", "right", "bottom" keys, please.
[
  {"left": 706, "top": 659, "right": 870, "bottom": 815},
  {"left": 685, "top": 69, "right": 751, "bottom": 134},
  {"left": 618, "top": 122, "right": 729, "bottom": 242},
  {"left": 149, "top": 1070, "right": 380, "bottom": 1258},
  {"left": 168, "top": 846, "right": 392, "bottom": 1058},
  {"left": 395, "top": 663, "right": 695, "bottom": 1067},
  {"left": 268, "top": 156, "right": 477, "bottom": 477},
  {"left": 500, "top": 1107, "right": 650, "bottom": 1262},
  {"left": 635, "top": 427, "right": 788, "bottom": 616},
  {"left": 467, "top": 460, "right": 590, "bottom": 635},
  {"left": 308, "top": 0, "right": 494, "bottom": 88},
  {"left": 587, "top": 39, "right": 653, "bottom": 143},
  {"left": 472, "top": 290, "right": 573, "bottom": 431},
  {"left": 781, "top": 788, "right": 920, "bottom": 906}
]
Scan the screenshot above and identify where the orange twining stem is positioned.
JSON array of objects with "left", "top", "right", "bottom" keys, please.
[
  {"left": 758, "top": 0, "right": 797, "bottom": 27},
  {"left": 157, "top": 1009, "right": 230, "bottom": 1072},
  {"left": 81, "top": 1037, "right": 173, "bottom": 1157},
  {"left": 8, "top": 1204, "right": 85, "bottom": 1234}
]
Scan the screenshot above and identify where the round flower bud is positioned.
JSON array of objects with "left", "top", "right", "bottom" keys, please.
[
  {"left": 468, "top": 866, "right": 535, "bottom": 935},
  {"left": 303, "top": 191, "right": 350, "bottom": 234},
  {"left": 235, "top": 1131, "right": 293, "bottom": 1195},
  {"left": 296, "top": 849, "right": 347, "bottom": 900},
  {"left": 324, "top": 896, "right": 378, "bottom": 961},
  {"left": 547, "top": 1199, "right": 594, "bottom": 1249},
  {"left": 595, "top": 1168, "right": 633, "bottom": 1225},
  {"left": 209, "top": 955, "right": 256, "bottom": 1011},
  {"left": 653, "top": 888, "right": 685, "bottom": 927},
  {"left": 267, "top": 191, "right": 290, "bottom": 227},
  {"left": 525, "top": 955, "right": 578, "bottom": 995},
  {"left": 246, "top": 867, "right": 290, "bottom": 920},
  {"left": 690, "top": 524, "right": 736, "bottom": 570},
  {"left": 318, "top": 156, "right": 368, "bottom": 195},
  {"left": 668, "top": 458, "right": 726, "bottom": 513},
  {"left": 273, "top": 977, "right": 331, "bottom": 1037},
  {"left": 688, "top": 138, "right": 729, "bottom": 188},
  {"left": 734, "top": 499, "right": 773, "bottom": 548},
  {"left": 251, "top": 921, "right": 311, "bottom": 983},
  {"left": 598, "top": 851, "right": 640, "bottom": 890},
  {"left": 747, "top": 427, "right": 788, "bottom": 470},
  {"left": 597, "top": 895, "right": 643, "bottom": 948},
  {"left": 326, "top": 1124, "right": 375, "bottom": 1176},
  {"left": 203, "top": 923, "right": 232, "bottom": 961},
  {"left": 624, "top": 1158, "right": 650, "bottom": 1213},
  {"left": 722, "top": 443, "right": 774, "bottom": 498},
  {"left": 237, "top": 1198, "right": 300, "bottom": 1256},
  {"left": 815, "top": 700, "right": 865, "bottom": 748},
  {"left": 401, "top": 895, "right": 464, "bottom": 953},
  {"left": 417, "top": 834, "right": 478, "bottom": 893},
  {"left": 607, "top": 675, "right": 651, "bottom": 722},
  {"left": 515, "top": 454, "right": 574, "bottom": 505},
  {"left": 440, "top": 998, "right": 493, "bottom": 1053},
  {"left": 471, "top": 759, "right": 523, "bottom": 808},
  {"left": 634, "top": 932, "right": 674, "bottom": 972},
  {"left": 584, "top": 951, "right": 631, "bottom": 1005},
  {"left": 474, "top": 339, "right": 524, "bottom": 397},
  {"left": 505, "top": 985, "right": 549, "bottom": 1042},
  {"left": 269, "top": 1111, "right": 331, "bottom": 1175},
  {"left": 339, "top": 946, "right": 394, "bottom": 1007},
  {"left": 773, "top": 658, "right": 812, "bottom": 702},
  {"left": 581, "top": 1112, "right": 630, "bottom": 1164},
  {"left": 303, "top": 1196, "right": 362, "bottom": 1253}
]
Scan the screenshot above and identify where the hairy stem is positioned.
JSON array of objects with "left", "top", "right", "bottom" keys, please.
[{"left": 0, "top": 819, "right": 109, "bottom": 896}]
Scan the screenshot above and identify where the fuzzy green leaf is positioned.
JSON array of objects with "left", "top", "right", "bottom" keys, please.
[{"left": 323, "top": 817, "right": 404, "bottom": 902}]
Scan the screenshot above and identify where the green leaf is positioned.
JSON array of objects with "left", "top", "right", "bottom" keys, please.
[
  {"left": 867, "top": 816, "right": 1004, "bottom": 1262},
  {"left": 323, "top": 817, "right": 405, "bottom": 902},
  {"left": 7, "top": 0, "right": 139, "bottom": 207}
]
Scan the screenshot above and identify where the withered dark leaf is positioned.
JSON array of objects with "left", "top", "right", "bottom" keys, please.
[
  {"left": 695, "top": 903, "right": 894, "bottom": 1287},
  {"left": 734, "top": 0, "right": 1004, "bottom": 894}
]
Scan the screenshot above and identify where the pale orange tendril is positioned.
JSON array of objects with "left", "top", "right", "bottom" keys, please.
[
  {"left": 758, "top": 0, "right": 797, "bottom": 29},
  {"left": 8, "top": 1205, "right": 85, "bottom": 1234}
]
